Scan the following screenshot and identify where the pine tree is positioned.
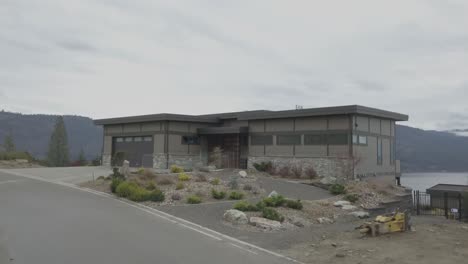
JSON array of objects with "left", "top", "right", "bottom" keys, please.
[
  {"left": 3, "top": 132, "right": 15, "bottom": 152},
  {"left": 47, "top": 116, "right": 70, "bottom": 167}
]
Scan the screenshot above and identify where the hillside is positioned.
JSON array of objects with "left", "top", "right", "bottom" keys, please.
[{"left": 0, "top": 111, "right": 102, "bottom": 160}]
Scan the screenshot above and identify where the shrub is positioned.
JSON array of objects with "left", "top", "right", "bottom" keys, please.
[
  {"left": 210, "top": 178, "right": 220, "bottom": 185},
  {"left": 262, "top": 207, "right": 284, "bottom": 222},
  {"left": 290, "top": 163, "right": 303, "bottom": 178},
  {"left": 344, "top": 193, "right": 359, "bottom": 203},
  {"left": 187, "top": 195, "right": 202, "bottom": 204},
  {"left": 253, "top": 161, "right": 273, "bottom": 172},
  {"left": 170, "top": 165, "right": 184, "bottom": 173},
  {"left": 112, "top": 167, "right": 123, "bottom": 178},
  {"left": 228, "top": 177, "right": 239, "bottom": 190},
  {"left": 171, "top": 193, "right": 182, "bottom": 201},
  {"left": 211, "top": 189, "right": 226, "bottom": 199},
  {"left": 304, "top": 166, "right": 318, "bottom": 179},
  {"left": 146, "top": 181, "right": 157, "bottom": 191},
  {"left": 229, "top": 191, "right": 244, "bottom": 200},
  {"left": 147, "top": 189, "right": 165, "bottom": 202},
  {"left": 115, "top": 181, "right": 165, "bottom": 202},
  {"left": 277, "top": 166, "right": 290, "bottom": 178},
  {"left": 329, "top": 184, "right": 346, "bottom": 195},
  {"left": 194, "top": 173, "right": 207, "bottom": 182},
  {"left": 233, "top": 201, "right": 259, "bottom": 212},
  {"left": 143, "top": 170, "right": 156, "bottom": 180},
  {"left": 256, "top": 200, "right": 266, "bottom": 211},
  {"left": 110, "top": 178, "right": 124, "bottom": 193},
  {"left": 178, "top": 172, "right": 191, "bottom": 181},
  {"left": 0, "top": 151, "right": 33, "bottom": 161},
  {"left": 243, "top": 184, "right": 253, "bottom": 191},
  {"left": 176, "top": 182, "right": 185, "bottom": 190},
  {"left": 285, "top": 199, "right": 303, "bottom": 210},
  {"left": 262, "top": 195, "right": 286, "bottom": 207},
  {"left": 136, "top": 167, "right": 145, "bottom": 175},
  {"left": 115, "top": 181, "right": 139, "bottom": 198},
  {"left": 157, "top": 176, "right": 174, "bottom": 185}
]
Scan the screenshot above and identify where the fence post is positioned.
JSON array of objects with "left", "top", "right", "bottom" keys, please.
[
  {"left": 444, "top": 192, "right": 448, "bottom": 219},
  {"left": 416, "top": 190, "right": 420, "bottom": 215},
  {"left": 459, "top": 193, "right": 462, "bottom": 222}
]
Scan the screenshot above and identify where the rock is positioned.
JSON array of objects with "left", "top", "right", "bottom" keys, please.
[
  {"left": 249, "top": 217, "right": 282, "bottom": 231},
  {"left": 336, "top": 253, "right": 346, "bottom": 258},
  {"left": 289, "top": 216, "right": 307, "bottom": 227},
  {"left": 268, "top": 191, "right": 279, "bottom": 198},
  {"left": 333, "top": 201, "right": 351, "bottom": 207},
  {"left": 223, "top": 210, "right": 248, "bottom": 225},
  {"left": 317, "top": 217, "right": 334, "bottom": 224},
  {"left": 320, "top": 176, "right": 337, "bottom": 185},
  {"left": 238, "top": 170, "right": 248, "bottom": 178},
  {"left": 341, "top": 205, "right": 358, "bottom": 210},
  {"left": 349, "top": 211, "right": 370, "bottom": 218},
  {"left": 119, "top": 160, "right": 130, "bottom": 178}
]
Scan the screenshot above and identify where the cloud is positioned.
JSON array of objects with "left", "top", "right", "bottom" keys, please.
[{"left": 57, "top": 40, "right": 97, "bottom": 52}]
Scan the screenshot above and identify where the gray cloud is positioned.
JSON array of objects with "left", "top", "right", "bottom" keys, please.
[{"left": 57, "top": 40, "right": 97, "bottom": 52}]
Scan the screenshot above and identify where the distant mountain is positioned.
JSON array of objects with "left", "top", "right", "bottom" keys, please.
[
  {"left": 0, "top": 111, "right": 102, "bottom": 160},
  {"left": 397, "top": 125, "right": 468, "bottom": 172},
  {"left": 1, "top": 111, "right": 468, "bottom": 172}
]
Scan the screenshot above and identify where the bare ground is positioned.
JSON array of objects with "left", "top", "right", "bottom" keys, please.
[{"left": 0, "top": 160, "right": 43, "bottom": 169}]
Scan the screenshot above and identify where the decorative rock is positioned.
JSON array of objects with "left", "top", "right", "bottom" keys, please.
[
  {"left": 223, "top": 210, "right": 248, "bottom": 225},
  {"left": 238, "top": 170, "right": 248, "bottom": 178},
  {"left": 249, "top": 217, "right": 282, "bottom": 231},
  {"left": 317, "top": 217, "right": 334, "bottom": 224},
  {"left": 341, "top": 205, "right": 358, "bottom": 210},
  {"left": 333, "top": 201, "right": 351, "bottom": 207},
  {"left": 119, "top": 160, "right": 130, "bottom": 178},
  {"left": 289, "top": 216, "right": 307, "bottom": 227},
  {"left": 268, "top": 191, "right": 279, "bottom": 198},
  {"left": 320, "top": 176, "right": 337, "bottom": 185},
  {"left": 349, "top": 211, "right": 370, "bottom": 218}
]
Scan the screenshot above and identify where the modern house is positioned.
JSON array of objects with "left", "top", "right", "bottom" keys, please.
[{"left": 94, "top": 105, "right": 408, "bottom": 183}]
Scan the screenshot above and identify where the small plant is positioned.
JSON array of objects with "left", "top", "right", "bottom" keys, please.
[
  {"left": 304, "top": 166, "right": 318, "bottom": 179},
  {"left": 285, "top": 199, "right": 303, "bottom": 210},
  {"left": 157, "top": 176, "right": 174, "bottom": 185},
  {"left": 262, "top": 195, "right": 286, "bottom": 207},
  {"left": 176, "top": 182, "right": 185, "bottom": 190},
  {"left": 210, "top": 178, "right": 220, "bottom": 185},
  {"left": 262, "top": 207, "right": 284, "bottom": 222},
  {"left": 344, "top": 193, "right": 359, "bottom": 203},
  {"left": 329, "top": 184, "right": 346, "bottom": 195},
  {"left": 187, "top": 195, "right": 202, "bottom": 204},
  {"left": 147, "top": 189, "right": 165, "bottom": 202},
  {"left": 110, "top": 178, "right": 124, "bottom": 193},
  {"left": 229, "top": 191, "right": 244, "bottom": 200},
  {"left": 211, "top": 189, "right": 226, "bottom": 200},
  {"left": 115, "top": 182, "right": 139, "bottom": 198},
  {"left": 170, "top": 165, "right": 184, "bottom": 173},
  {"left": 243, "top": 184, "right": 253, "bottom": 191},
  {"left": 136, "top": 167, "right": 145, "bottom": 175},
  {"left": 112, "top": 167, "right": 123, "bottom": 178},
  {"left": 194, "top": 173, "right": 207, "bottom": 182},
  {"left": 228, "top": 177, "right": 239, "bottom": 190},
  {"left": 253, "top": 161, "right": 273, "bottom": 172},
  {"left": 171, "top": 193, "right": 182, "bottom": 201},
  {"left": 146, "top": 181, "right": 157, "bottom": 191},
  {"left": 233, "top": 201, "right": 259, "bottom": 212},
  {"left": 290, "top": 163, "right": 303, "bottom": 178},
  {"left": 277, "top": 166, "right": 290, "bottom": 178},
  {"left": 178, "top": 172, "right": 191, "bottom": 181}
]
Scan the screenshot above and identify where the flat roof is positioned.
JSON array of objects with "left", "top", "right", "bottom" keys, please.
[
  {"left": 94, "top": 105, "right": 409, "bottom": 125},
  {"left": 427, "top": 184, "right": 468, "bottom": 193}
]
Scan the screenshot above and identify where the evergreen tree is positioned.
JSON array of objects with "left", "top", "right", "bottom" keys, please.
[
  {"left": 3, "top": 131, "right": 15, "bottom": 152},
  {"left": 47, "top": 116, "right": 69, "bottom": 167}
]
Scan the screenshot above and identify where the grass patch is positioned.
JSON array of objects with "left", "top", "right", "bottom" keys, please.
[{"left": 178, "top": 172, "right": 191, "bottom": 181}]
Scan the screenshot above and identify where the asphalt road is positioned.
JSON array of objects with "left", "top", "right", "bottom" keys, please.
[{"left": 0, "top": 171, "right": 296, "bottom": 264}]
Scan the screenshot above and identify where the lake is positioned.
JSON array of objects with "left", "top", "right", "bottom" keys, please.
[{"left": 401, "top": 172, "right": 468, "bottom": 191}]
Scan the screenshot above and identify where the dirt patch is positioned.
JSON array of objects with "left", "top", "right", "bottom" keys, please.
[
  {"left": 282, "top": 216, "right": 468, "bottom": 264},
  {"left": 0, "top": 160, "right": 43, "bottom": 169}
]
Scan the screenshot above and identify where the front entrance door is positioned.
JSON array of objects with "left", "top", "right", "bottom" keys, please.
[{"left": 207, "top": 134, "right": 243, "bottom": 168}]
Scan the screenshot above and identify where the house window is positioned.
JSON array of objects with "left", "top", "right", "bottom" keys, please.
[
  {"left": 276, "top": 135, "right": 301, "bottom": 145},
  {"left": 134, "top": 137, "right": 142, "bottom": 142},
  {"left": 358, "top": 135, "right": 368, "bottom": 145},
  {"left": 125, "top": 137, "right": 133, "bottom": 142},
  {"left": 182, "top": 135, "right": 200, "bottom": 145},
  {"left": 115, "top": 137, "right": 124, "bottom": 143},
  {"left": 251, "top": 135, "right": 273, "bottom": 145},
  {"left": 143, "top": 136, "right": 153, "bottom": 142},
  {"left": 352, "top": 135, "right": 358, "bottom": 144},
  {"left": 327, "top": 133, "right": 348, "bottom": 145},
  {"left": 377, "top": 138, "right": 383, "bottom": 165},
  {"left": 304, "top": 134, "right": 326, "bottom": 145}
]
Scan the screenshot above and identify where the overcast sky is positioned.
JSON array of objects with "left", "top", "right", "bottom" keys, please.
[{"left": 1, "top": 0, "right": 468, "bottom": 130}]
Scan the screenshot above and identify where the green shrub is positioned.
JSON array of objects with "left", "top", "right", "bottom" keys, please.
[
  {"left": 262, "top": 195, "right": 286, "bottom": 207},
  {"left": 146, "top": 181, "right": 157, "bottom": 191},
  {"left": 115, "top": 181, "right": 139, "bottom": 198},
  {"left": 187, "top": 195, "right": 202, "bottom": 204},
  {"left": 228, "top": 177, "right": 239, "bottom": 189},
  {"left": 285, "top": 199, "right": 303, "bottom": 210},
  {"left": 178, "top": 172, "right": 191, "bottom": 181},
  {"left": 262, "top": 207, "right": 284, "bottom": 222},
  {"left": 147, "top": 189, "right": 165, "bottom": 202},
  {"left": 110, "top": 178, "right": 124, "bottom": 193},
  {"left": 115, "top": 181, "right": 165, "bottom": 202},
  {"left": 211, "top": 189, "right": 226, "bottom": 199},
  {"left": 229, "top": 191, "right": 244, "bottom": 200},
  {"left": 136, "top": 167, "right": 145, "bottom": 175},
  {"left": 329, "top": 184, "right": 346, "bottom": 195},
  {"left": 176, "top": 182, "right": 185, "bottom": 190},
  {"left": 344, "top": 193, "right": 359, "bottom": 203},
  {"left": 233, "top": 201, "right": 259, "bottom": 212},
  {"left": 210, "top": 178, "right": 220, "bottom": 185},
  {"left": 253, "top": 161, "right": 273, "bottom": 172},
  {"left": 256, "top": 200, "right": 267, "bottom": 211},
  {"left": 170, "top": 165, "right": 184, "bottom": 173},
  {"left": 0, "top": 151, "right": 33, "bottom": 161},
  {"left": 112, "top": 167, "right": 123, "bottom": 178}
]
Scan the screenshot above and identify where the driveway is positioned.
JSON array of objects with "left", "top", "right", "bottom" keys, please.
[{"left": 0, "top": 171, "right": 295, "bottom": 264}]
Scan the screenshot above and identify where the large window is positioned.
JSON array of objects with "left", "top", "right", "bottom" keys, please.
[
  {"left": 377, "top": 138, "right": 383, "bottom": 165},
  {"left": 327, "top": 133, "right": 348, "bottom": 145},
  {"left": 276, "top": 135, "right": 301, "bottom": 145},
  {"left": 358, "top": 135, "right": 368, "bottom": 145},
  {"left": 304, "top": 134, "right": 326, "bottom": 145},
  {"left": 182, "top": 135, "right": 200, "bottom": 145},
  {"left": 251, "top": 135, "right": 273, "bottom": 145}
]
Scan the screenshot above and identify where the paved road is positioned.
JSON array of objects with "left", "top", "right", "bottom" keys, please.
[{"left": 0, "top": 171, "right": 296, "bottom": 264}]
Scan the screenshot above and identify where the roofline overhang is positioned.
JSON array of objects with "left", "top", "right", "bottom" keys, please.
[
  {"left": 197, "top": 126, "right": 249, "bottom": 135},
  {"left": 94, "top": 114, "right": 220, "bottom": 125}
]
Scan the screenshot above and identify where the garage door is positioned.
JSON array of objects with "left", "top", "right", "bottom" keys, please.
[{"left": 112, "top": 136, "right": 154, "bottom": 167}]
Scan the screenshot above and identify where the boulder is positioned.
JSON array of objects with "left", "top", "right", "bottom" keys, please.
[
  {"left": 333, "top": 201, "right": 351, "bottom": 207},
  {"left": 317, "top": 217, "right": 334, "bottom": 224},
  {"left": 341, "top": 205, "right": 358, "bottom": 210},
  {"left": 249, "top": 217, "right": 282, "bottom": 231},
  {"left": 320, "top": 176, "right": 337, "bottom": 185},
  {"left": 349, "top": 211, "right": 370, "bottom": 218},
  {"left": 223, "top": 210, "right": 248, "bottom": 225},
  {"left": 289, "top": 216, "right": 308, "bottom": 227},
  {"left": 238, "top": 170, "right": 248, "bottom": 178},
  {"left": 268, "top": 191, "right": 279, "bottom": 198}
]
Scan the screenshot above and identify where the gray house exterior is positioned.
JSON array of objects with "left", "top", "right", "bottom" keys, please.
[{"left": 94, "top": 105, "right": 408, "bottom": 183}]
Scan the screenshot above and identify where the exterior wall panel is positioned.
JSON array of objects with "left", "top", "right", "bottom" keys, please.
[
  {"left": 141, "top": 122, "right": 161, "bottom": 132},
  {"left": 154, "top": 134, "right": 165, "bottom": 153},
  {"left": 355, "top": 116, "right": 369, "bottom": 132},
  {"left": 328, "top": 116, "right": 348, "bottom": 130},
  {"left": 168, "top": 134, "right": 187, "bottom": 154},
  {"left": 103, "top": 136, "right": 112, "bottom": 155},
  {"left": 105, "top": 125, "right": 123, "bottom": 134},
  {"left": 295, "top": 145, "right": 327, "bottom": 157},
  {"left": 329, "top": 145, "right": 349, "bottom": 156},
  {"left": 369, "top": 118, "right": 381, "bottom": 134},
  {"left": 249, "top": 120, "right": 265, "bottom": 132},
  {"left": 123, "top": 124, "right": 140, "bottom": 133},
  {"left": 381, "top": 120, "right": 391, "bottom": 136},
  {"left": 295, "top": 117, "right": 327, "bottom": 131},
  {"left": 265, "top": 119, "right": 294, "bottom": 132}
]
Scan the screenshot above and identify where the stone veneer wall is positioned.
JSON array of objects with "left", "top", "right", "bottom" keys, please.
[
  {"left": 248, "top": 156, "right": 352, "bottom": 182},
  {"left": 153, "top": 154, "right": 202, "bottom": 170},
  {"left": 102, "top": 154, "right": 111, "bottom": 167}
]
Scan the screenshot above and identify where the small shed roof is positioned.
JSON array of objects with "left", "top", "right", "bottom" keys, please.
[{"left": 426, "top": 184, "right": 468, "bottom": 193}]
